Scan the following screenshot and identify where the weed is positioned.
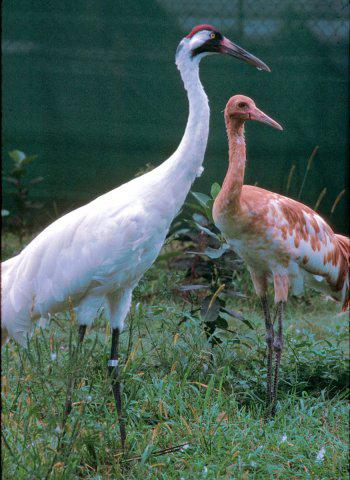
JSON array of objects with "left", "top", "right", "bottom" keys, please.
[
  {"left": 1, "top": 252, "right": 348, "bottom": 478},
  {"left": 2, "top": 150, "right": 44, "bottom": 244}
]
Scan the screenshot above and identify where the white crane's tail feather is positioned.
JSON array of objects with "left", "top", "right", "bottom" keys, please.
[
  {"left": 335, "top": 234, "right": 350, "bottom": 312},
  {"left": 1, "top": 255, "right": 35, "bottom": 347}
]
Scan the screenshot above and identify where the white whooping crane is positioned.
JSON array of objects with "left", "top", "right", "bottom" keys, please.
[{"left": 2, "top": 25, "right": 269, "bottom": 447}]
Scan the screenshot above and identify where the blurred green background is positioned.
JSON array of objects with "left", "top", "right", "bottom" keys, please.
[{"left": 2, "top": 0, "right": 349, "bottom": 233}]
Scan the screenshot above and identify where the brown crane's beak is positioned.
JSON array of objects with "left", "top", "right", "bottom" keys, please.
[
  {"left": 249, "top": 107, "right": 283, "bottom": 130},
  {"left": 220, "top": 37, "right": 271, "bottom": 72}
]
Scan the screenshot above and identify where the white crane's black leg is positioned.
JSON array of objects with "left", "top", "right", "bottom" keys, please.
[
  {"left": 260, "top": 295, "right": 274, "bottom": 411},
  {"left": 78, "top": 324, "right": 87, "bottom": 345},
  {"left": 271, "top": 301, "right": 284, "bottom": 416},
  {"left": 64, "top": 324, "right": 87, "bottom": 417},
  {"left": 108, "top": 328, "right": 126, "bottom": 449}
]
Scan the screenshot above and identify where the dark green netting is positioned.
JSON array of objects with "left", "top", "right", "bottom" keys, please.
[{"left": 2, "top": 0, "right": 349, "bottom": 233}]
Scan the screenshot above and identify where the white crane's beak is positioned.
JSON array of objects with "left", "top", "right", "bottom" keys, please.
[{"left": 219, "top": 37, "right": 271, "bottom": 72}]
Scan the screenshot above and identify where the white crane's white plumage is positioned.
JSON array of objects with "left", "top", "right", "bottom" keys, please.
[{"left": 2, "top": 25, "right": 269, "bottom": 346}]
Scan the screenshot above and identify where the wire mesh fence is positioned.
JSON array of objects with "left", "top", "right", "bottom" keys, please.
[
  {"left": 159, "top": 0, "right": 349, "bottom": 44},
  {"left": 2, "top": 0, "right": 349, "bottom": 233}
]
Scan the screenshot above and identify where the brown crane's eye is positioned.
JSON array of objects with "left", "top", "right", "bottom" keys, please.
[
  {"left": 210, "top": 32, "right": 216, "bottom": 39},
  {"left": 238, "top": 102, "right": 247, "bottom": 109}
]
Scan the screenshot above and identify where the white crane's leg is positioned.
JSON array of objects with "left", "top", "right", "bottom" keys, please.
[
  {"left": 64, "top": 293, "right": 105, "bottom": 417},
  {"left": 75, "top": 293, "right": 105, "bottom": 344},
  {"left": 78, "top": 325, "right": 87, "bottom": 344},
  {"left": 105, "top": 288, "right": 133, "bottom": 450}
]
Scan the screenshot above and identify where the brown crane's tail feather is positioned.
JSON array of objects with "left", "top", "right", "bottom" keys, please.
[{"left": 335, "top": 234, "right": 350, "bottom": 311}]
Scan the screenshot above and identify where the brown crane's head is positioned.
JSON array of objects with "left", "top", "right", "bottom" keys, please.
[
  {"left": 177, "top": 24, "right": 270, "bottom": 72},
  {"left": 225, "top": 95, "right": 283, "bottom": 130}
]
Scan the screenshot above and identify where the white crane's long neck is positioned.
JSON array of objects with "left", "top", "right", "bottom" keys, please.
[
  {"left": 159, "top": 53, "right": 210, "bottom": 207},
  {"left": 175, "top": 56, "right": 210, "bottom": 172}
]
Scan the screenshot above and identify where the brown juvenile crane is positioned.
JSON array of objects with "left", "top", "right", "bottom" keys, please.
[{"left": 213, "top": 95, "right": 349, "bottom": 415}]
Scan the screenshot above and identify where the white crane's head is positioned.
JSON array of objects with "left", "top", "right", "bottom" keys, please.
[
  {"left": 225, "top": 95, "right": 283, "bottom": 130},
  {"left": 176, "top": 24, "right": 270, "bottom": 72}
]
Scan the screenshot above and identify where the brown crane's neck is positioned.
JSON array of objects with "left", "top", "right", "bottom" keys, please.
[{"left": 220, "top": 116, "right": 247, "bottom": 213}]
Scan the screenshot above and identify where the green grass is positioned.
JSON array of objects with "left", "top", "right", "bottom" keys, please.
[{"left": 1, "top": 234, "right": 349, "bottom": 479}]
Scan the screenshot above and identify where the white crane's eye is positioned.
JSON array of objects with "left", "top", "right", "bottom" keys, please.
[
  {"left": 210, "top": 32, "right": 216, "bottom": 39},
  {"left": 238, "top": 102, "right": 248, "bottom": 109}
]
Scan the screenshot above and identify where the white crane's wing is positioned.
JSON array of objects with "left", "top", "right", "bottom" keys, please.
[{"left": 5, "top": 184, "right": 167, "bottom": 315}]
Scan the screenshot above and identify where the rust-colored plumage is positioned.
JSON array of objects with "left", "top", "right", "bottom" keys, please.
[{"left": 213, "top": 94, "right": 349, "bottom": 414}]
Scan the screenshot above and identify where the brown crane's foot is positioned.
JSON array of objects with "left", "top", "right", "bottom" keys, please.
[{"left": 108, "top": 328, "right": 127, "bottom": 450}]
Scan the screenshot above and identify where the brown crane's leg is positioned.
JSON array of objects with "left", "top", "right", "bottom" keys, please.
[
  {"left": 250, "top": 272, "right": 274, "bottom": 414},
  {"left": 271, "top": 301, "right": 285, "bottom": 416},
  {"left": 260, "top": 295, "right": 274, "bottom": 411},
  {"left": 108, "top": 328, "right": 126, "bottom": 449},
  {"left": 269, "top": 274, "right": 288, "bottom": 417}
]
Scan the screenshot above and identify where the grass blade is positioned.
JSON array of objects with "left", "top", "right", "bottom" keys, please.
[
  {"left": 298, "top": 146, "right": 319, "bottom": 199},
  {"left": 313, "top": 187, "right": 327, "bottom": 212},
  {"left": 330, "top": 189, "right": 346, "bottom": 215},
  {"left": 285, "top": 164, "right": 296, "bottom": 193}
]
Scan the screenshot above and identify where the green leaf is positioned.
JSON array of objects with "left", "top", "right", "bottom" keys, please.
[
  {"left": 204, "top": 325, "right": 223, "bottom": 345},
  {"left": 214, "top": 317, "right": 229, "bottom": 329},
  {"left": 3, "top": 176, "right": 19, "bottom": 186},
  {"left": 202, "top": 244, "right": 230, "bottom": 259},
  {"left": 9, "top": 150, "right": 26, "bottom": 166},
  {"left": 193, "top": 223, "right": 221, "bottom": 241},
  {"left": 222, "top": 307, "right": 255, "bottom": 329},
  {"left": 156, "top": 251, "right": 182, "bottom": 262},
  {"left": 9, "top": 150, "right": 38, "bottom": 169},
  {"left": 187, "top": 244, "right": 230, "bottom": 259},
  {"left": 200, "top": 295, "right": 223, "bottom": 322},
  {"left": 191, "top": 191, "right": 211, "bottom": 208},
  {"left": 177, "top": 284, "right": 210, "bottom": 292},
  {"left": 294, "top": 340, "right": 312, "bottom": 348},
  {"left": 190, "top": 191, "right": 214, "bottom": 221},
  {"left": 141, "top": 444, "right": 154, "bottom": 465},
  {"left": 169, "top": 227, "right": 191, "bottom": 239},
  {"left": 192, "top": 213, "right": 206, "bottom": 223},
  {"left": 29, "top": 176, "right": 44, "bottom": 185},
  {"left": 240, "top": 318, "right": 255, "bottom": 330},
  {"left": 210, "top": 182, "right": 221, "bottom": 199},
  {"left": 20, "top": 155, "right": 38, "bottom": 166},
  {"left": 184, "top": 201, "right": 206, "bottom": 213}
]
